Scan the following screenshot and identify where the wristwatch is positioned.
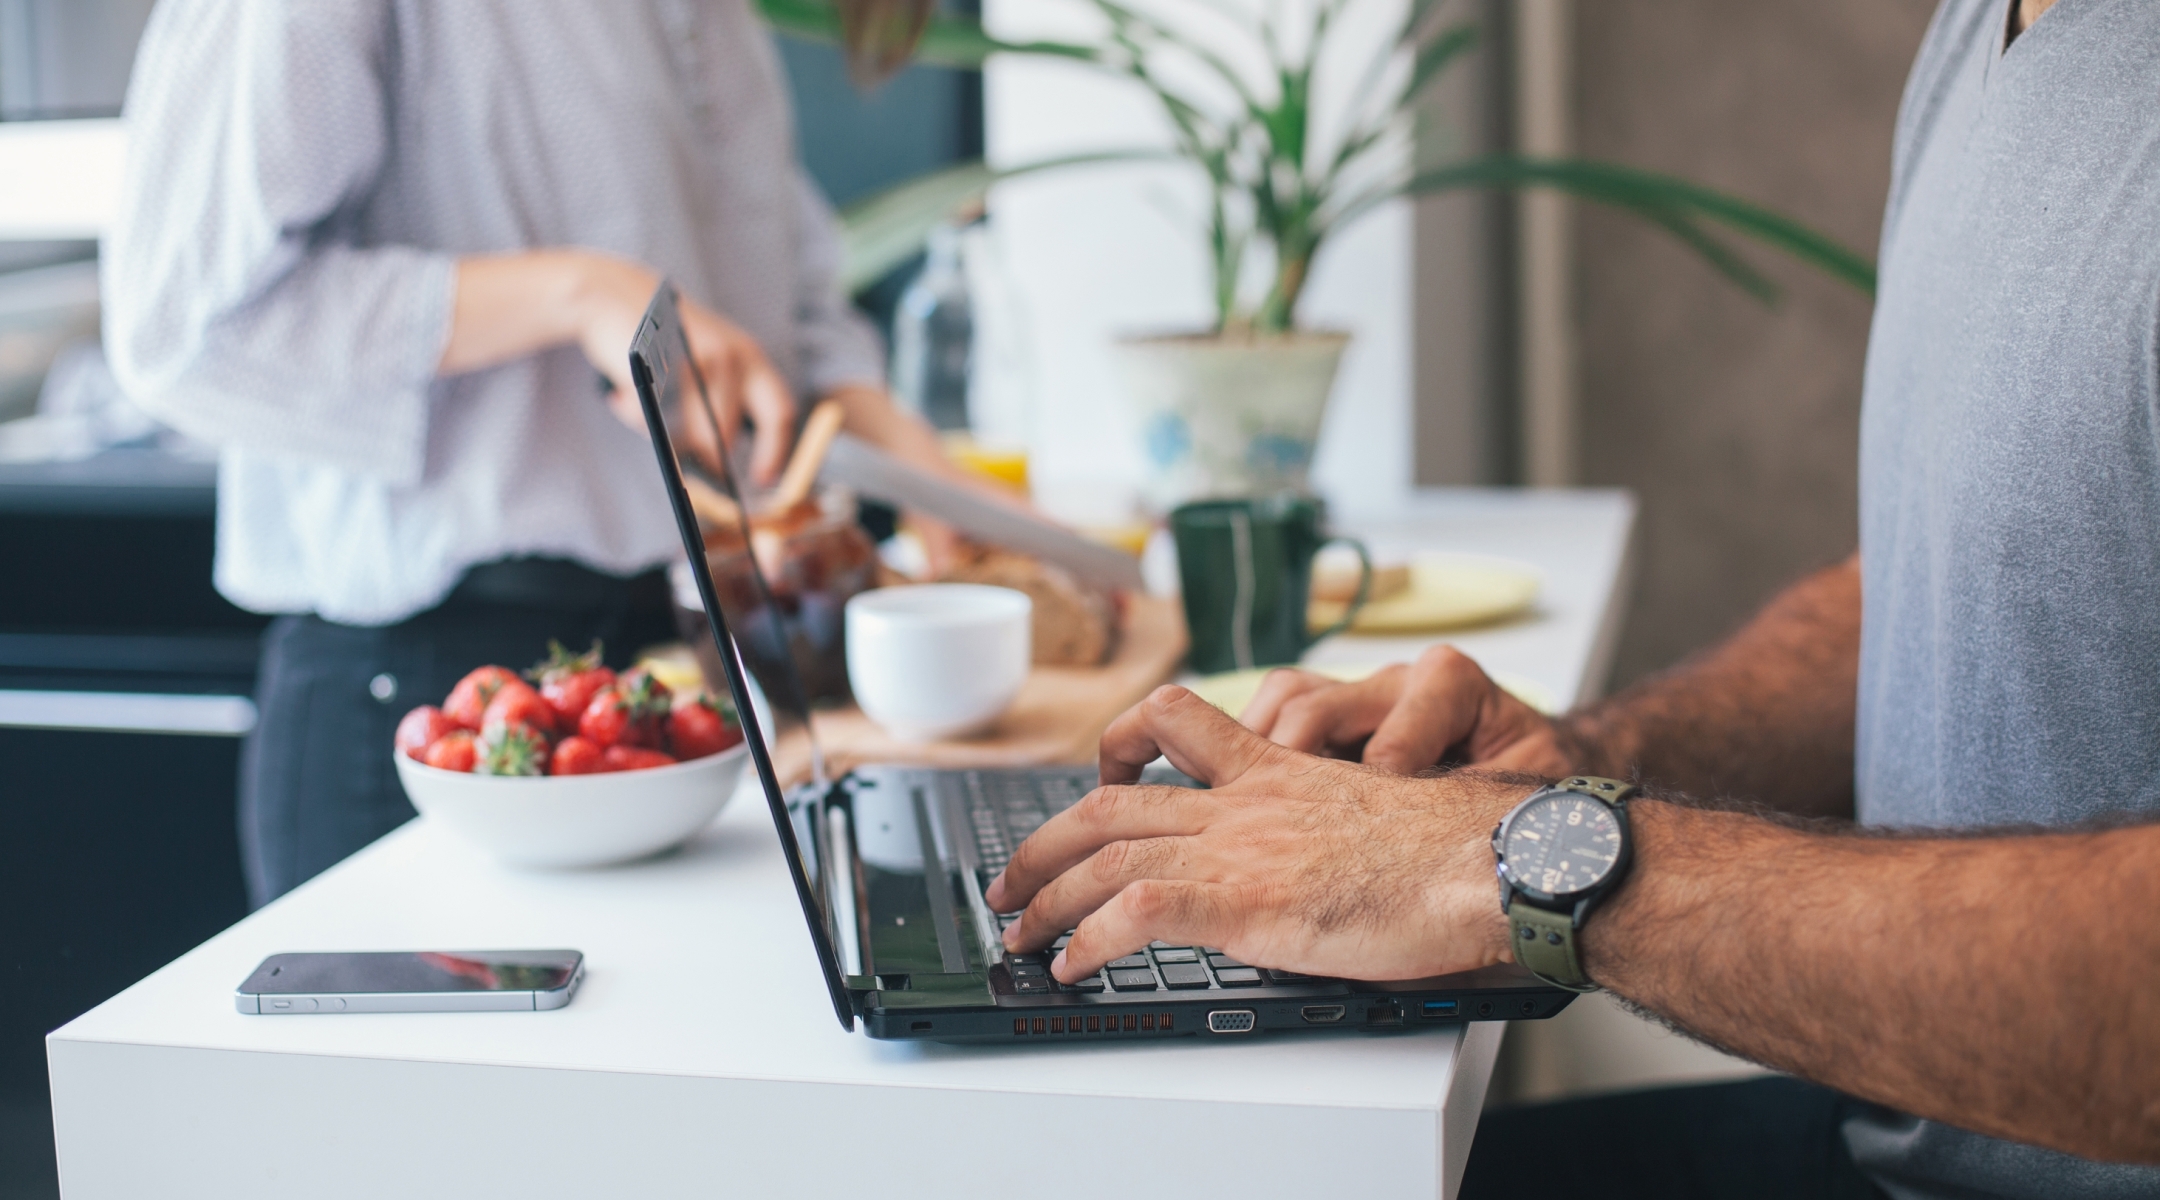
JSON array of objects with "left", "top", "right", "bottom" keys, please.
[{"left": 1491, "top": 776, "right": 1637, "bottom": 992}]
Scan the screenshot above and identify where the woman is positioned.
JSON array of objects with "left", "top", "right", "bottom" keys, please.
[{"left": 104, "top": 0, "right": 949, "bottom": 905}]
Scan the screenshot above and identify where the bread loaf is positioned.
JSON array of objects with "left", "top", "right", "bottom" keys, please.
[{"left": 938, "top": 550, "right": 1118, "bottom": 667}]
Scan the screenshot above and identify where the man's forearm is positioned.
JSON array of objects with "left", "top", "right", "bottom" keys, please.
[
  {"left": 1562, "top": 555, "right": 1860, "bottom": 817},
  {"left": 1583, "top": 800, "right": 2160, "bottom": 1164}
]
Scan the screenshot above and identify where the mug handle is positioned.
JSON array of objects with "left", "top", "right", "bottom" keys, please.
[{"left": 1307, "top": 536, "right": 1374, "bottom": 645}]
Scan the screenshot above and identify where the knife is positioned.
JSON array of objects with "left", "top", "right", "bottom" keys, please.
[{"left": 818, "top": 433, "right": 1145, "bottom": 592}]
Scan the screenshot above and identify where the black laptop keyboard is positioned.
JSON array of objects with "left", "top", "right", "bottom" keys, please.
[{"left": 961, "top": 770, "right": 1325, "bottom": 995}]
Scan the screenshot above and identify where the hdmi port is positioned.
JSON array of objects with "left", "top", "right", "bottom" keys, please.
[{"left": 1300, "top": 1004, "right": 1347, "bottom": 1024}]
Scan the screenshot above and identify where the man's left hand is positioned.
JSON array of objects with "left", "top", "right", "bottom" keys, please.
[{"left": 984, "top": 686, "right": 1533, "bottom": 984}]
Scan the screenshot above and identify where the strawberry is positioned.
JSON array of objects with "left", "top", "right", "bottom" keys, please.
[
  {"left": 395, "top": 705, "right": 459, "bottom": 759},
  {"left": 422, "top": 730, "right": 478, "bottom": 772},
  {"left": 550, "top": 735, "right": 608, "bottom": 776},
  {"left": 603, "top": 744, "right": 677, "bottom": 772},
  {"left": 527, "top": 640, "right": 617, "bottom": 730},
  {"left": 578, "top": 667, "right": 672, "bottom": 748},
  {"left": 476, "top": 722, "right": 551, "bottom": 776},
  {"left": 444, "top": 665, "right": 519, "bottom": 730},
  {"left": 481, "top": 677, "right": 558, "bottom": 736},
  {"left": 666, "top": 692, "right": 742, "bottom": 760}
]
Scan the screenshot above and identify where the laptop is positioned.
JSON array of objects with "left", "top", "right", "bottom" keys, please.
[{"left": 628, "top": 283, "right": 1576, "bottom": 1041}]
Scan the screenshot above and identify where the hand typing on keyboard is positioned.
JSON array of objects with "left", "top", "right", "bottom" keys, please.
[{"left": 983, "top": 686, "right": 1538, "bottom": 986}]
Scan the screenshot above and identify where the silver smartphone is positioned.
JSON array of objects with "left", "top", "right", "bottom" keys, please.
[{"left": 235, "top": 950, "right": 585, "bottom": 1014}]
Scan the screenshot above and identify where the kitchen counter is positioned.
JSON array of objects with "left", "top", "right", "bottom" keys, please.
[{"left": 47, "top": 487, "right": 1635, "bottom": 1200}]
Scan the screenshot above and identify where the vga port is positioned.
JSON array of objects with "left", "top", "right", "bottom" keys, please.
[{"left": 1206, "top": 1009, "right": 1258, "bottom": 1033}]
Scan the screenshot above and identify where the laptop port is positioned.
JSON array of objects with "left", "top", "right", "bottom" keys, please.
[
  {"left": 1366, "top": 1004, "right": 1402, "bottom": 1026},
  {"left": 1422, "top": 1000, "right": 1459, "bottom": 1019},
  {"left": 910, "top": 1021, "right": 933, "bottom": 1032},
  {"left": 1207, "top": 1009, "right": 1258, "bottom": 1033},
  {"left": 1476, "top": 1001, "right": 1495, "bottom": 1017},
  {"left": 1300, "top": 1004, "right": 1347, "bottom": 1024}
]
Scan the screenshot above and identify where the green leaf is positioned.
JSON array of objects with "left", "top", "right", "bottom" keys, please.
[
  {"left": 1401, "top": 0, "right": 1449, "bottom": 46},
  {"left": 837, "top": 151, "right": 1176, "bottom": 292},
  {"left": 1404, "top": 21, "right": 1479, "bottom": 103},
  {"left": 1629, "top": 206, "right": 1781, "bottom": 304},
  {"left": 755, "top": 0, "right": 1095, "bottom": 69},
  {"left": 1365, "top": 155, "right": 1877, "bottom": 297}
]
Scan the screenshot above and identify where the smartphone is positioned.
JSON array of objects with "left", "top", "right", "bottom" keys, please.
[{"left": 235, "top": 950, "right": 585, "bottom": 1014}]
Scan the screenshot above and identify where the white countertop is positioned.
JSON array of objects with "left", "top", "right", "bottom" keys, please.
[{"left": 47, "top": 487, "right": 1635, "bottom": 1200}]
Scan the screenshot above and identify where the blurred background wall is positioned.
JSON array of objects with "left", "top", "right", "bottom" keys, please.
[
  {"left": 1573, "top": 0, "right": 1938, "bottom": 687},
  {"left": 1487, "top": 0, "right": 1940, "bottom": 1104}
]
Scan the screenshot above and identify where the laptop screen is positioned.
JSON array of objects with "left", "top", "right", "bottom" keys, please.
[{"left": 627, "top": 282, "right": 857, "bottom": 1031}]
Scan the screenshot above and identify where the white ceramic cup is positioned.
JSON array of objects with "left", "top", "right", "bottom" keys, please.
[{"left": 846, "top": 584, "right": 1032, "bottom": 742}]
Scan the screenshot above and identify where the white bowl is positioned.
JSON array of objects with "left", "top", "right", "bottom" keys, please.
[
  {"left": 394, "top": 744, "right": 751, "bottom": 868},
  {"left": 846, "top": 584, "right": 1031, "bottom": 741}
]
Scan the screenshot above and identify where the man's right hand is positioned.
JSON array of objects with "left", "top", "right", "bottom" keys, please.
[
  {"left": 986, "top": 686, "right": 1530, "bottom": 984},
  {"left": 1239, "top": 644, "right": 1578, "bottom": 777}
]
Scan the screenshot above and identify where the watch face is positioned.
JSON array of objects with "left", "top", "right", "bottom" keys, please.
[{"left": 1503, "top": 792, "right": 1623, "bottom": 899}]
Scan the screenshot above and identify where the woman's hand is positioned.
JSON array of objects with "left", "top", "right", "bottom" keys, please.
[
  {"left": 574, "top": 256, "right": 796, "bottom": 486},
  {"left": 442, "top": 249, "right": 797, "bottom": 485},
  {"left": 1240, "top": 645, "right": 1576, "bottom": 777}
]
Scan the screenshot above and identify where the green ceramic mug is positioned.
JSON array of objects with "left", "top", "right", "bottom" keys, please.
[{"left": 1171, "top": 495, "right": 1372, "bottom": 676}]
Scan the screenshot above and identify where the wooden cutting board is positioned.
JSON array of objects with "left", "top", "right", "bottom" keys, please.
[{"left": 771, "top": 593, "right": 1187, "bottom": 786}]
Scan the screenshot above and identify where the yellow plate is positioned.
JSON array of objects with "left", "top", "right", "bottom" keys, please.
[
  {"left": 1187, "top": 664, "right": 1555, "bottom": 719},
  {"left": 1308, "top": 554, "right": 1540, "bottom": 636}
]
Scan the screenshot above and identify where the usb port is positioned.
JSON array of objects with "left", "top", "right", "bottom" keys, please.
[{"left": 1422, "top": 999, "right": 1459, "bottom": 1019}]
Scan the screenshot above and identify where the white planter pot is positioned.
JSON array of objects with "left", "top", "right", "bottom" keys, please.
[{"left": 1115, "top": 331, "right": 1350, "bottom": 511}]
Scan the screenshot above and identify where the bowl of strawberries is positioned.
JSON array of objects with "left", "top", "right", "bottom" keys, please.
[{"left": 391, "top": 641, "right": 751, "bottom": 868}]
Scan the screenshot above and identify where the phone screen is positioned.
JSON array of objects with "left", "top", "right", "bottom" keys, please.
[{"left": 239, "top": 951, "right": 582, "bottom": 995}]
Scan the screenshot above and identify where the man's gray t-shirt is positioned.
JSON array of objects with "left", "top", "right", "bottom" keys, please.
[{"left": 1855, "top": 0, "right": 2160, "bottom": 1196}]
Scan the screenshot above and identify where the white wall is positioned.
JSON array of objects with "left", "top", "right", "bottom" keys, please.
[{"left": 981, "top": 0, "right": 1413, "bottom": 521}]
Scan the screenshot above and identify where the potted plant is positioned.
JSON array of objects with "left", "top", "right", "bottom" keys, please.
[{"left": 771, "top": 0, "right": 1875, "bottom": 505}]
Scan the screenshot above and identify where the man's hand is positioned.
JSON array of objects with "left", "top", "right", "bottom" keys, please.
[
  {"left": 442, "top": 249, "right": 797, "bottom": 485},
  {"left": 982, "top": 685, "right": 1532, "bottom": 984},
  {"left": 1241, "top": 645, "right": 1575, "bottom": 776}
]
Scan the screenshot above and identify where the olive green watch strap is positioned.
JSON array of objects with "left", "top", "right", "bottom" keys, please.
[
  {"left": 1502, "top": 776, "right": 1638, "bottom": 993},
  {"left": 1508, "top": 897, "right": 1598, "bottom": 993},
  {"left": 1560, "top": 776, "right": 1637, "bottom": 806}
]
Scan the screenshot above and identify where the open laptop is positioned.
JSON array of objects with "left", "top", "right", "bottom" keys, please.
[{"left": 628, "top": 283, "right": 1576, "bottom": 1041}]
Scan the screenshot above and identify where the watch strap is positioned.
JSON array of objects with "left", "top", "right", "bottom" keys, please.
[
  {"left": 1508, "top": 897, "right": 1599, "bottom": 993},
  {"left": 1561, "top": 775, "right": 1637, "bottom": 808}
]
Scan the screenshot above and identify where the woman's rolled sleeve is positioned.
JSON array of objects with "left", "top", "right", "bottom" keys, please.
[{"left": 103, "top": 0, "right": 455, "bottom": 487}]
